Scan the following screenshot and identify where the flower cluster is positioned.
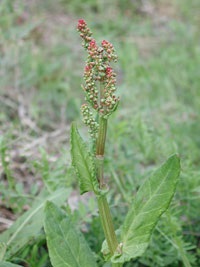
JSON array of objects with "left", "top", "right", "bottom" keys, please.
[
  {"left": 101, "top": 40, "right": 117, "bottom": 62},
  {"left": 77, "top": 19, "right": 119, "bottom": 136},
  {"left": 77, "top": 19, "right": 93, "bottom": 49},
  {"left": 81, "top": 104, "right": 99, "bottom": 139},
  {"left": 83, "top": 64, "right": 99, "bottom": 109}
]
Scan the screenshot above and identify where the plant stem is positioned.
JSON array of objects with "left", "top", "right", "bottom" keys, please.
[
  {"left": 96, "top": 117, "right": 107, "bottom": 157},
  {"left": 98, "top": 195, "right": 118, "bottom": 254},
  {"left": 96, "top": 117, "right": 107, "bottom": 188},
  {"left": 96, "top": 116, "right": 119, "bottom": 259}
]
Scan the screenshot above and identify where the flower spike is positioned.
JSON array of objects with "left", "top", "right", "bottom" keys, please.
[{"left": 77, "top": 20, "right": 119, "bottom": 137}]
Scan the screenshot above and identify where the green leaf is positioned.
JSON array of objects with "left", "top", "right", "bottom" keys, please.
[
  {"left": 71, "top": 123, "right": 98, "bottom": 194},
  {"left": 44, "top": 201, "right": 97, "bottom": 267},
  {"left": 112, "top": 154, "right": 180, "bottom": 263},
  {"left": 0, "top": 188, "right": 70, "bottom": 260},
  {"left": 0, "top": 262, "right": 22, "bottom": 267}
]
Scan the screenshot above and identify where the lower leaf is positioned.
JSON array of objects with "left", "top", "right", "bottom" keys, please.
[
  {"left": 0, "top": 188, "right": 70, "bottom": 260},
  {"left": 44, "top": 201, "right": 97, "bottom": 267}
]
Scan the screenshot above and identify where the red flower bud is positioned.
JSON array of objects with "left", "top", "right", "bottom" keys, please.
[
  {"left": 88, "top": 39, "right": 97, "bottom": 49},
  {"left": 84, "top": 65, "right": 91, "bottom": 72},
  {"left": 102, "top": 40, "right": 109, "bottom": 46},
  {"left": 77, "top": 19, "right": 86, "bottom": 30},
  {"left": 106, "top": 67, "right": 113, "bottom": 76}
]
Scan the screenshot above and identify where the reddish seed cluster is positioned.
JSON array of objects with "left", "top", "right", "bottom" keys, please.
[
  {"left": 77, "top": 19, "right": 86, "bottom": 30},
  {"left": 88, "top": 39, "right": 99, "bottom": 59},
  {"left": 106, "top": 67, "right": 112, "bottom": 77},
  {"left": 77, "top": 19, "right": 93, "bottom": 48},
  {"left": 84, "top": 65, "right": 91, "bottom": 73},
  {"left": 105, "top": 67, "right": 116, "bottom": 86},
  {"left": 77, "top": 19, "right": 119, "bottom": 132},
  {"left": 89, "top": 39, "right": 96, "bottom": 48},
  {"left": 101, "top": 40, "right": 117, "bottom": 62}
]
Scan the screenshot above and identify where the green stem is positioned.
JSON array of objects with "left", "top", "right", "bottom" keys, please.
[
  {"left": 96, "top": 117, "right": 107, "bottom": 157},
  {"left": 98, "top": 195, "right": 118, "bottom": 255},
  {"left": 96, "top": 116, "right": 120, "bottom": 261},
  {"left": 96, "top": 117, "right": 107, "bottom": 188}
]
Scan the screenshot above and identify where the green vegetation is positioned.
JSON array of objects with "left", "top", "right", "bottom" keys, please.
[{"left": 0, "top": 0, "right": 200, "bottom": 266}]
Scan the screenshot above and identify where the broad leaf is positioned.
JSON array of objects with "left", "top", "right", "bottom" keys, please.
[
  {"left": 44, "top": 201, "right": 97, "bottom": 267},
  {"left": 71, "top": 123, "right": 98, "bottom": 194},
  {"left": 112, "top": 154, "right": 180, "bottom": 263},
  {"left": 0, "top": 262, "right": 22, "bottom": 267},
  {"left": 0, "top": 188, "right": 70, "bottom": 260}
]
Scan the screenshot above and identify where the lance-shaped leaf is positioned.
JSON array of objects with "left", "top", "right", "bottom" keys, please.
[
  {"left": 0, "top": 188, "right": 70, "bottom": 260},
  {"left": 112, "top": 154, "right": 180, "bottom": 263},
  {"left": 44, "top": 201, "right": 97, "bottom": 267},
  {"left": 71, "top": 123, "right": 98, "bottom": 194}
]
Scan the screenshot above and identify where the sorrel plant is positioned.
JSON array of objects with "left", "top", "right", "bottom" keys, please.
[
  {"left": 43, "top": 20, "right": 181, "bottom": 267},
  {"left": 0, "top": 16, "right": 190, "bottom": 267},
  {"left": 41, "top": 19, "right": 180, "bottom": 267}
]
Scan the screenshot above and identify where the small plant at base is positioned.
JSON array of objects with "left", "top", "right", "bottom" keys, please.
[{"left": 43, "top": 20, "right": 181, "bottom": 267}]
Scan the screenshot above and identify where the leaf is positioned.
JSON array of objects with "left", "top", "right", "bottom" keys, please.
[
  {"left": 71, "top": 123, "right": 98, "bottom": 194},
  {"left": 112, "top": 154, "right": 180, "bottom": 263},
  {"left": 44, "top": 201, "right": 97, "bottom": 267},
  {"left": 0, "top": 188, "right": 70, "bottom": 260},
  {"left": 0, "top": 262, "right": 22, "bottom": 267}
]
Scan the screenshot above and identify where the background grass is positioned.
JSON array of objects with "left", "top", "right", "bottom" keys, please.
[{"left": 0, "top": 0, "right": 200, "bottom": 266}]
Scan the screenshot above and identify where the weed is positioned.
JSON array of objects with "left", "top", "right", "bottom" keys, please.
[{"left": 0, "top": 1, "right": 199, "bottom": 266}]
